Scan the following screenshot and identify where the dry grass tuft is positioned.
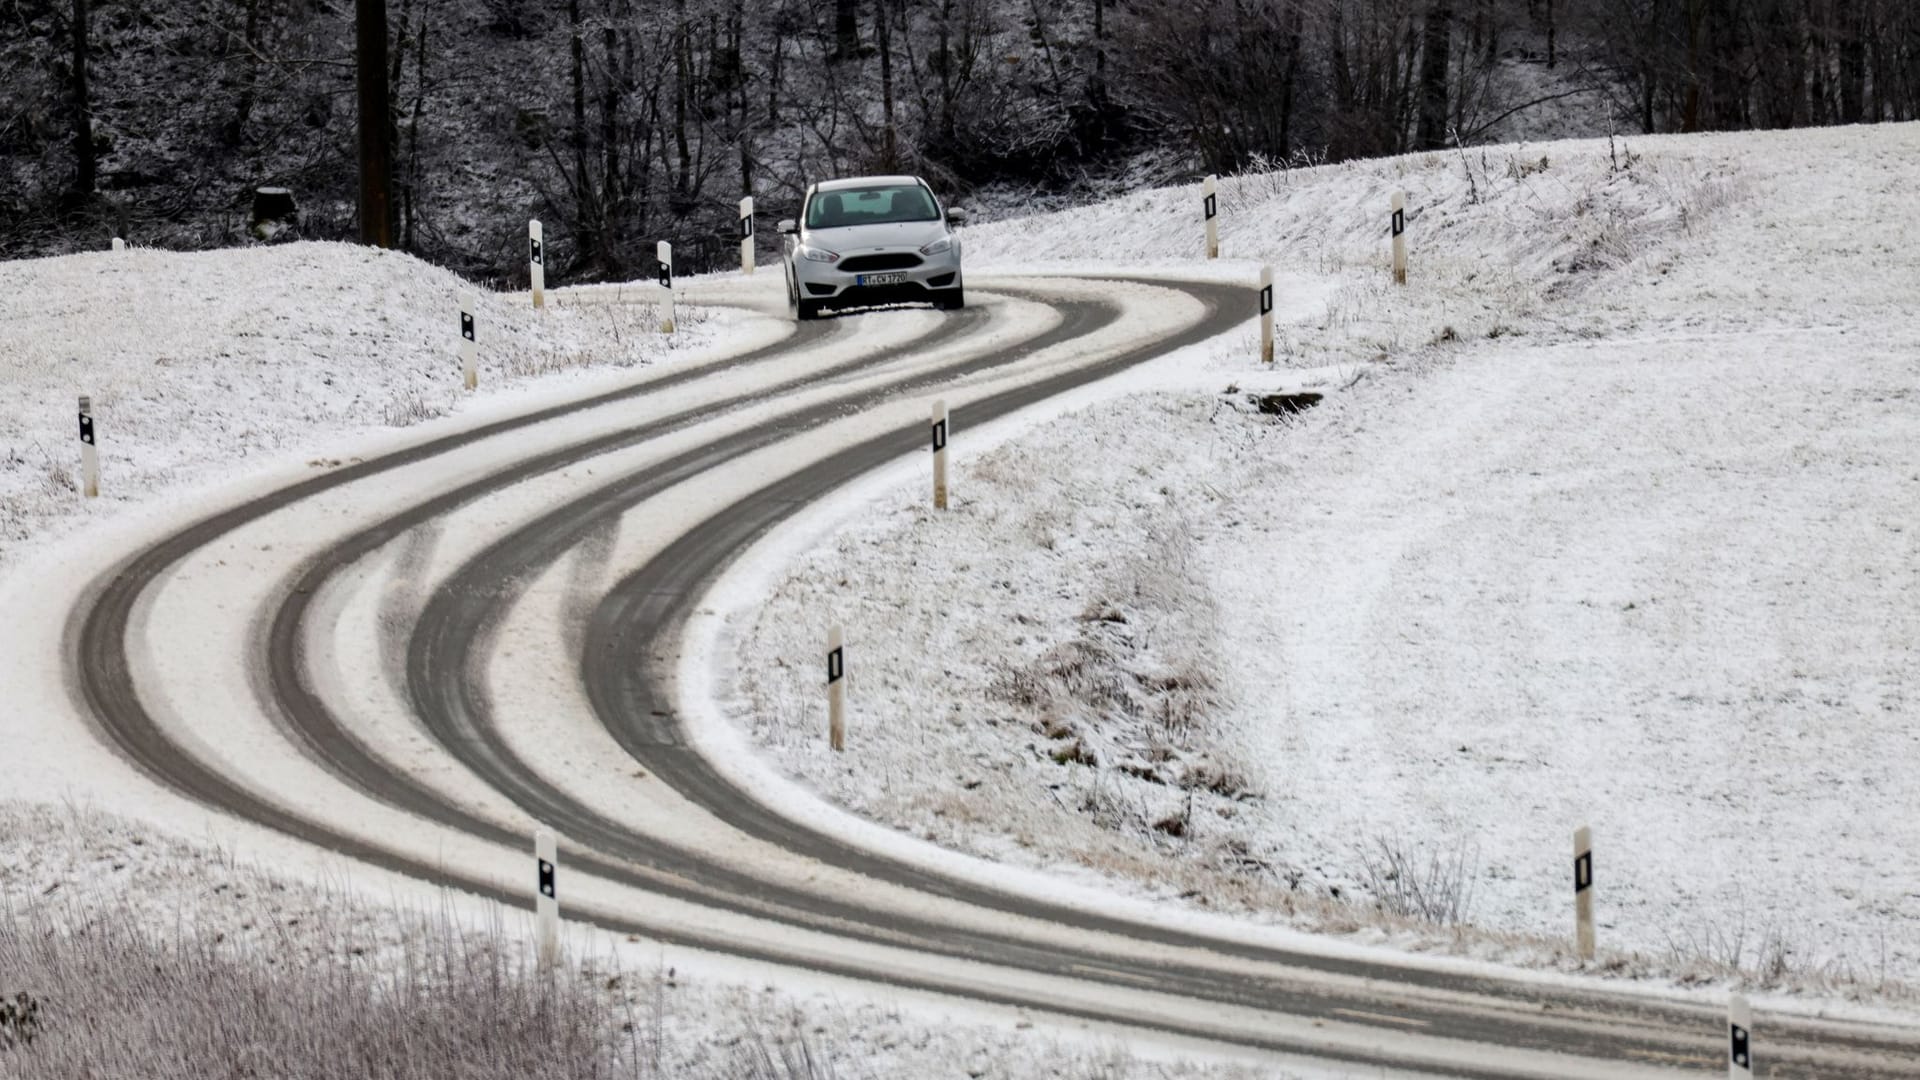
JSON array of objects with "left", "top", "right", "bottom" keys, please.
[
  {"left": 1355, "top": 836, "right": 1480, "bottom": 928},
  {"left": 0, "top": 897, "right": 623, "bottom": 1080}
]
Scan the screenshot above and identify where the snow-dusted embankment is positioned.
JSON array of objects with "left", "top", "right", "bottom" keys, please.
[
  {"left": 0, "top": 803, "right": 1276, "bottom": 1080},
  {"left": 724, "top": 124, "right": 1920, "bottom": 997},
  {"left": 0, "top": 242, "right": 728, "bottom": 571}
]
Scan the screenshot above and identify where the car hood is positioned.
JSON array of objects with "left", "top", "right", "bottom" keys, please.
[{"left": 805, "top": 220, "right": 950, "bottom": 251}]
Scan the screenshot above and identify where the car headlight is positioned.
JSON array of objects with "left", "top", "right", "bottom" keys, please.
[
  {"left": 800, "top": 246, "right": 840, "bottom": 263},
  {"left": 919, "top": 237, "right": 953, "bottom": 256}
]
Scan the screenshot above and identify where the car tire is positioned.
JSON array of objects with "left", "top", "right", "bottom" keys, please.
[{"left": 796, "top": 298, "right": 824, "bottom": 321}]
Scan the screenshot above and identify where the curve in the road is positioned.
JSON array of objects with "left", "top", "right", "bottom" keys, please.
[
  {"left": 68, "top": 278, "right": 1920, "bottom": 1080},
  {"left": 401, "top": 279, "right": 1914, "bottom": 1075},
  {"left": 574, "top": 288, "right": 1920, "bottom": 1078}
]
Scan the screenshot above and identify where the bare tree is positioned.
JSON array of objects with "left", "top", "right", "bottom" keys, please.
[{"left": 1115, "top": 0, "right": 1321, "bottom": 172}]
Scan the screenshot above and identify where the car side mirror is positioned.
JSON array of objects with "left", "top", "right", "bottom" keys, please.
[
  {"left": 945, "top": 208, "right": 968, "bottom": 225},
  {"left": 777, "top": 218, "right": 797, "bottom": 235}
]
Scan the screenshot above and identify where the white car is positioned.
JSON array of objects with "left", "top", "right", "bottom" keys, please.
[{"left": 779, "top": 175, "right": 966, "bottom": 320}]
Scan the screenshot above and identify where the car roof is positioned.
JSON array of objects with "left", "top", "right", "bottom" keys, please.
[{"left": 813, "top": 175, "right": 928, "bottom": 193}]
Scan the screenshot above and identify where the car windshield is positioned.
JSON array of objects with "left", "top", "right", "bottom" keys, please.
[{"left": 805, "top": 184, "right": 939, "bottom": 229}]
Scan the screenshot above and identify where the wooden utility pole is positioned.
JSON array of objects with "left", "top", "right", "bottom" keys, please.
[{"left": 355, "top": 0, "right": 394, "bottom": 247}]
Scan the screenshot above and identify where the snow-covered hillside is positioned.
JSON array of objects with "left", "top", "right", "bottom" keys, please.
[
  {"left": 0, "top": 242, "right": 714, "bottom": 571},
  {"left": 725, "top": 123, "right": 1920, "bottom": 998},
  {"left": 3, "top": 118, "right": 1915, "bottom": 1080}
]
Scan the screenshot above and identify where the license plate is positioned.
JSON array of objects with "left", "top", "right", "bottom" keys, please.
[{"left": 857, "top": 272, "right": 908, "bottom": 286}]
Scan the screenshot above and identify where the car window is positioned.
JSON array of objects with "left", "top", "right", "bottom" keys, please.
[{"left": 806, "top": 185, "right": 939, "bottom": 229}]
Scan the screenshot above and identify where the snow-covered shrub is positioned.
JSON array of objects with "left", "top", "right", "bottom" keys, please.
[
  {"left": 1355, "top": 837, "right": 1481, "bottom": 929},
  {"left": 0, "top": 991, "right": 42, "bottom": 1050}
]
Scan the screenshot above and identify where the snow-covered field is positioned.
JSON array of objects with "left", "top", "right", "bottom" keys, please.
[
  {"left": 724, "top": 123, "right": 1920, "bottom": 998},
  {"left": 0, "top": 242, "right": 720, "bottom": 572},
  {"left": 3, "top": 120, "right": 1916, "bottom": 1078}
]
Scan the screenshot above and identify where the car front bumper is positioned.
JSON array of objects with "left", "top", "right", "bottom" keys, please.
[{"left": 791, "top": 245, "right": 963, "bottom": 306}]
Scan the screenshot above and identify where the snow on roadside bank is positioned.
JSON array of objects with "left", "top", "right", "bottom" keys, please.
[
  {"left": 0, "top": 801, "right": 1292, "bottom": 1080},
  {"left": 727, "top": 124, "right": 1920, "bottom": 1000},
  {"left": 0, "top": 241, "right": 728, "bottom": 572}
]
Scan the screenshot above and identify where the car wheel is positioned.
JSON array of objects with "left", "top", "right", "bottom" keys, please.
[
  {"left": 934, "top": 281, "right": 965, "bottom": 311},
  {"left": 797, "top": 298, "right": 824, "bottom": 321}
]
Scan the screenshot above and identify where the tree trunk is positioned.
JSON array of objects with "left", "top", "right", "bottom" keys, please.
[
  {"left": 1757, "top": 0, "right": 1800, "bottom": 128},
  {"left": 1682, "top": 0, "right": 1704, "bottom": 132},
  {"left": 226, "top": 0, "right": 262, "bottom": 147},
  {"left": 1641, "top": 62, "right": 1656, "bottom": 133},
  {"left": 1330, "top": 5, "right": 1353, "bottom": 113},
  {"left": 674, "top": 0, "right": 691, "bottom": 198},
  {"left": 1279, "top": 3, "right": 1303, "bottom": 158},
  {"left": 731, "top": 3, "right": 751, "bottom": 196},
  {"left": 602, "top": 23, "right": 620, "bottom": 210},
  {"left": 403, "top": 15, "right": 427, "bottom": 251},
  {"left": 69, "top": 0, "right": 95, "bottom": 200},
  {"left": 767, "top": 25, "right": 784, "bottom": 125},
  {"left": 1804, "top": 0, "right": 1829, "bottom": 125},
  {"left": 834, "top": 0, "right": 860, "bottom": 61},
  {"left": 1092, "top": 0, "right": 1106, "bottom": 103},
  {"left": 936, "top": 0, "right": 954, "bottom": 141},
  {"left": 1710, "top": 0, "right": 1742, "bottom": 128},
  {"left": 1395, "top": 14, "right": 1423, "bottom": 152},
  {"left": 1416, "top": 0, "right": 1454, "bottom": 149},
  {"left": 1545, "top": 0, "right": 1556, "bottom": 68},
  {"left": 388, "top": 0, "right": 411, "bottom": 241},
  {"left": 569, "top": 0, "right": 588, "bottom": 190},
  {"left": 879, "top": 0, "right": 896, "bottom": 168},
  {"left": 1907, "top": 2, "right": 1920, "bottom": 119},
  {"left": 1839, "top": 1, "right": 1867, "bottom": 123},
  {"left": 355, "top": 0, "right": 393, "bottom": 247}
]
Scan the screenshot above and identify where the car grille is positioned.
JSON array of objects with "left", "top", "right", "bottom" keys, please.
[{"left": 839, "top": 253, "right": 923, "bottom": 273}]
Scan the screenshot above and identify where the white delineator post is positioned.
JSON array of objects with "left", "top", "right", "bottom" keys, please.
[
  {"left": 1259, "top": 266, "right": 1275, "bottom": 365},
  {"left": 535, "top": 829, "right": 559, "bottom": 970},
  {"left": 528, "top": 219, "right": 546, "bottom": 309},
  {"left": 827, "top": 626, "right": 846, "bottom": 752},
  {"left": 739, "top": 196, "right": 755, "bottom": 275},
  {"left": 1391, "top": 190, "right": 1408, "bottom": 286},
  {"left": 77, "top": 396, "right": 98, "bottom": 499},
  {"left": 1203, "top": 174, "right": 1220, "bottom": 260},
  {"left": 1727, "top": 994, "right": 1753, "bottom": 1079},
  {"left": 1573, "top": 824, "right": 1595, "bottom": 961},
  {"left": 459, "top": 294, "right": 477, "bottom": 391},
  {"left": 931, "top": 400, "right": 950, "bottom": 510},
  {"left": 111, "top": 238, "right": 125, "bottom": 252},
  {"left": 657, "top": 240, "right": 676, "bottom": 333}
]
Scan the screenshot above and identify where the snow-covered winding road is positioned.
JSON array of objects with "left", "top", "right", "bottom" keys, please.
[{"left": 46, "top": 272, "right": 1920, "bottom": 1078}]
